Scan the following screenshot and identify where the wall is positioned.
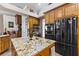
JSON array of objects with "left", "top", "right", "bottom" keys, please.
[
  {"left": 3, "top": 15, "right": 17, "bottom": 32},
  {"left": 0, "top": 15, "right": 4, "bottom": 34}
]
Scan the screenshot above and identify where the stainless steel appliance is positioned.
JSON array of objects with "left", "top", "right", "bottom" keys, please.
[{"left": 45, "top": 24, "right": 55, "bottom": 40}]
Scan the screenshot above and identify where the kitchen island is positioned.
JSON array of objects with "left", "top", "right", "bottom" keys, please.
[{"left": 11, "top": 36, "right": 55, "bottom": 56}]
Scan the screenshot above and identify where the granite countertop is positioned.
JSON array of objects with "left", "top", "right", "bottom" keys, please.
[
  {"left": 11, "top": 36, "right": 56, "bottom": 56},
  {"left": 0, "top": 34, "right": 9, "bottom": 37}
]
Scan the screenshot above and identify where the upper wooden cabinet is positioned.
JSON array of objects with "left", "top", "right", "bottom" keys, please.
[
  {"left": 77, "top": 4, "right": 79, "bottom": 15},
  {"left": 44, "top": 3, "right": 78, "bottom": 24},
  {"left": 64, "top": 4, "right": 78, "bottom": 16},
  {"left": 49, "top": 10, "right": 55, "bottom": 23},
  {"left": 44, "top": 12, "right": 50, "bottom": 24},
  {"left": 28, "top": 16, "right": 39, "bottom": 29},
  {"left": 33, "top": 18, "right": 39, "bottom": 25},
  {"left": 28, "top": 16, "right": 39, "bottom": 36},
  {"left": 54, "top": 6, "right": 64, "bottom": 20}
]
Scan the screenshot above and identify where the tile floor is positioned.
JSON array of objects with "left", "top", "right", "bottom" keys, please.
[{"left": 0, "top": 46, "right": 62, "bottom": 56}]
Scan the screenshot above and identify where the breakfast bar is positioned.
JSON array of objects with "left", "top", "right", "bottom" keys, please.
[{"left": 11, "top": 36, "right": 55, "bottom": 56}]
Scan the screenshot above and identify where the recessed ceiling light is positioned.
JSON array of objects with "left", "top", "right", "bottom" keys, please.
[{"left": 38, "top": 3, "right": 41, "bottom": 6}]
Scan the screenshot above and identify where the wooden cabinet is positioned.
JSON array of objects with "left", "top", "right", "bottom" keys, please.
[
  {"left": 35, "top": 47, "right": 50, "bottom": 56},
  {"left": 44, "top": 3, "right": 78, "bottom": 24},
  {"left": 1, "top": 39, "right": 5, "bottom": 52},
  {"left": 77, "top": 4, "right": 79, "bottom": 15},
  {"left": 0, "top": 38, "right": 1, "bottom": 53},
  {"left": 28, "top": 16, "right": 33, "bottom": 29},
  {"left": 28, "top": 16, "right": 39, "bottom": 36},
  {"left": 35, "top": 44, "right": 55, "bottom": 56},
  {"left": 45, "top": 11, "right": 55, "bottom": 24},
  {"left": 49, "top": 10, "right": 55, "bottom": 23},
  {"left": 0, "top": 35, "right": 10, "bottom": 54},
  {"left": 44, "top": 12, "right": 50, "bottom": 24},
  {"left": 28, "top": 16, "right": 33, "bottom": 35},
  {"left": 33, "top": 18, "right": 39, "bottom": 25},
  {"left": 39, "top": 47, "right": 50, "bottom": 56},
  {"left": 64, "top": 4, "right": 78, "bottom": 16},
  {"left": 54, "top": 6, "right": 64, "bottom": 20},
  {"left": 11, "top": 42, "right": 17, "bottom": 56}
]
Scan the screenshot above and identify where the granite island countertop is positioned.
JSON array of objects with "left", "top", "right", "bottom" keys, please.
[{"left": 11, "top": 36, "right": 56, "bottom": 56}]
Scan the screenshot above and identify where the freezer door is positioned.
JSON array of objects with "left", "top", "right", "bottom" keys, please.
[
  {"left": 55, "top": 20, "right": 61, "bottom": 42},
  {"left": 65, "top": 18, "right": 72, "bottom": 44},
  {"left": 72, "top": 16, "right": 77, "bottom": 45}
]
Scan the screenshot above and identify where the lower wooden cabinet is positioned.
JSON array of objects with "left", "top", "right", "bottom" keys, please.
[
  {"left": 0, "top": 38, "right": 1, "bottom": 53},
  {"left": 0, "top": 35, "right": 10, "bottom": 54},
  {"left": 35, "top": 45, "right": 55, "bottom": 56}
]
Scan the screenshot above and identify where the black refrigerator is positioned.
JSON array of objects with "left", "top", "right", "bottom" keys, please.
[
  {"left": 55, "top": 16, "right": 78, "bottom": 56},
  {"left": 55, "top": 20, "right": 61, "bottom": 42}
]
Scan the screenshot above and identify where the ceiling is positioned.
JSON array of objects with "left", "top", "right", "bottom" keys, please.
[
  {"left": 0, "top": 3, "right": 65, "bottom": 17},
  {"left": 11, "top": 3, "right": 52, "bottom": 14},
  {"left": 11, "top": 3, "right": 26, "bottom": 9}
]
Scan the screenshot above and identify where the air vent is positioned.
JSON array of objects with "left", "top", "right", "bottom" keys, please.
[{"left": 48, "top": 3, "right": 52, "bottom": 5}]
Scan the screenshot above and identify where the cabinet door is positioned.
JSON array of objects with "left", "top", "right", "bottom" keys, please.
[
  {"left": 44, "top": 12, "right": 50, "bottom": 24},
  {"left": 49, "top": 10, "right": 55, "bottom": 24},
  {"left": 11, "top": 43, "right": 17, "bottom": 56},
  {"left": 1, "top": 39, "right": 4, "bottom": 52},
  {"left": 35, "top": 47, "right": 50, "bottom": 56},
  {"left": 33, "top": 18, "right": 39, "bottom": 25},
  {"left": 2, "top": 37, "right": 7, "bottom": 51},
  {"left": 5, "top": 36, "right": 10, "bottom": 49},
  {"left": 39, "top": 47, "right": 50, "bottom": 56},
  {"left": 64, "top": 4, "right": 78, "bottom": 16},
  {"left": 54, "top": 6, "right": 64, "bottom": 20},
  {"left": 77, "top": 4, "right": 79, "bottom": 15},
  {"left": 0, "top": 38, "right": 1, "bottom": 53},
  {"left": 7, "top": 37, "right": 10, "bottom": 49}
]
